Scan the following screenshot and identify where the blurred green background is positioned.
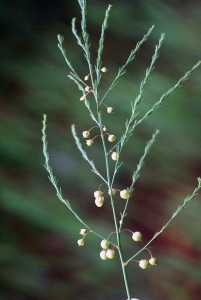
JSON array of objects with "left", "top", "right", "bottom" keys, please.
[{"left": 1, "top": 0, "right": 201, "bottom": 299}]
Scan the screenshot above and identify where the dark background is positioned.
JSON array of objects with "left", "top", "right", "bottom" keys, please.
[{"left": 1, "top": 0, "right": 201, "bottom": 299}]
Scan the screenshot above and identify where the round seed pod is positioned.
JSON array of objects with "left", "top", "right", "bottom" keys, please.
[
  {"left": 100, "top": 240, "right": 110, "bottom": 249},
  {"left": 120, "top": 189, "right": 130, "bottom": 199},
  {"left": 139, "top": 259, "right": 149, "bottom": 269},
  {"left": 95, "top": 197, "right": 104, "bottom": 207},
  {"left": 106, "top": 249, "right": 116, "bottom": 259},
  {"left": 108, "top": 134, "right": 116, "bottom": 142},
  {"left": 149, "top": 257, "right": 158, "bottom": 266},
  {"left": 132, "top": 232, "right": 142, "bottom": 242},
  {"left": 100, "top": 250, "right": 108, "bottom": 260}
]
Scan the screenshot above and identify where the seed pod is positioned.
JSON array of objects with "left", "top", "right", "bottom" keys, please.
[
  {"left": 95, "top": 197, "right": 104, "bottom": 207},
  {"left": 111, "top": 152, "right": 119, "bottom": 160},
  {"left": 107, "top": 107, "right": 114, "bottom": 114},
  {"left": 120, "top": 189, "right": 130, "bottom": 199},
  {"left": 100, "top": 250, "right": 108, "bottom": 260},
  {"left": 77, "top": 239, "right": 84, "bottom": 246},
  {"left": 132, "top": 232, "right": 142, "bottom": 242},
  {"left": 108, "top": 134, "right": 116, "bottom": 142},
  {"left": 85, "top": 86, "right": 90, "bottom": 92},
  {"left": 106, "top": 249, "right": 115, "bottom": 259},
  {"left": 139, "top": 259, "right": 149, "bottom": 269},
  {"left": 100, "top": 67, "right": 108, "bottom": 72},
  {"left": 100, "top": 240, "right": 110, "bottom": 249},
  {"left": 149, "top": 257, "right": 158, "bottom": 266},
  {"left": 80, "top": 95, "right": 86, "bottom": 101},
  {"left": 86, "top": 139, "right": 93, "bottom": 146},
  {"left": 94, "top": 190, "right": 103, "bottom": 198},
  {"left": 80, "top": 229, "right": 87, "bottom": 236},
  {"left": 82, "top": 131, "right": 90, "bottom": 138}
]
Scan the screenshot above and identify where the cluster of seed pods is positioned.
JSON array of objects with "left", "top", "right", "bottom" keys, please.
[
  {"left": 78, "top": 229, "right": 157, "bottom": 269},
  {"left": 77, "top": 68, "right": 158, "bottom": 272}
]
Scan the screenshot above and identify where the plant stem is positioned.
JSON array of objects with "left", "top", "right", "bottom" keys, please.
[
  {"left": 118, "top": 249, "right": 131, "bottom": 300},
  {"left": 98, "top": 109, "right": 131, "bottom": 299}
]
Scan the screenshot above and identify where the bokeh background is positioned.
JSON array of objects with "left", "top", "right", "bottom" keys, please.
[{"left": 1, "top": 0, "right": 201, "bottom": 299}]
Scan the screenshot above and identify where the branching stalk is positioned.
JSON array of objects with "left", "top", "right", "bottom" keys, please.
[{"left": 43, "top": 2, "right": 201, "bottom": 299}]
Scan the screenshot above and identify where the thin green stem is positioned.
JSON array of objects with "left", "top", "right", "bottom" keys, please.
[
  {"left": 96, "top": 4, "right": 112, "bottom": 87},
  {"left": 135, "top": 60, "right": 201, "bottom": 127},
  {"left": 42, "top": 114, "right": 113, "bottom": 243},
  {"left": 108, "top": 60, "right": 201, "bottom": 156},
  {"left": 71, "top": 124, "right": 107, "bottom": 184},
  {"left": 98, "top": 96, "right": 131, "bottom": 300},
  {"left": 125, "top": 178, "right": 201, "bottom": 265},
  {"left": 99, "top": 25, "right": 154, "bottom": 104},
  {"left": 118, "top": 247, "right": 131, "bottom": 299}
]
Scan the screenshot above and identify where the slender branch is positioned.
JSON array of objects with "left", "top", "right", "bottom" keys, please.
[
  {"left": 57, "top": 35, "right": 77, "bottom": 75},
  {"left": 99, "top": 25, "right": 154, "bottom": 104},
  {"left": 135, "top": 60, "right": 201, "bottom": 127},
  {"left": 42, "top": 114, "right": 113, "bottom": 242},
  {"left": 72, "top": 18, "right": 86, "bottom": 52},
  {"left": 131, "top": 33, "right": 165, "bottom": 118},
  {"left": 68, "top": 75, "right": 98, "bottom": 124},
  {"left": 71, "top": 124, "right": 107, "bottom": 183},
  {"left": 110, "top": 33, "right": 165, "bottom": 184},
  {"left": 95, "top": 4, "right": 112, "bottom": 88},
  {"left": 119, "top": 129, "right": 160, "bottom": 230},
  {"left": 125, "top": 178, "right": 201, "bottom": 265},
  {"left": 131, "top": 129, "right": 160, "bottom": 189},
  {"left": 108, "top": 60, "right": 201, "bottom": 155}
]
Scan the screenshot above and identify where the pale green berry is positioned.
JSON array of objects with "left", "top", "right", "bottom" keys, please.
[
  {"left": 149, "top": 257, "right": 158, "bottom": 266},
  {"left": 86, "top": 139, "right": 93, "bottom": 146},
  {"left": 111, "top": 152, "right": 119, "bottom": 160},
  {"left": 108, "top": 134, "right": 116, "bottom": 142},
  {"left": 82, "top": 131, "right": 90, "bottom": 138},
  {"left": 139, "top": 259, "right": 149, "bottom": 269},
  {"left": 106, "top": 249, "right": 115, "bottom": 259},
  {"left": 94, "top": 190, "right": 103, "bottom": 198},
  {"left": 100, "top": 250, "right": 108, "bottom": 260},
  {"left": 108, "top": 188, "right": 116, "bottom": 195},
  {"left": 100, "top": 240, "right": 110, "bottom": 249},
  {"left": 77, "top": 238, "right": 84, "bottom": 246},
  {"left": 80, "top": 229, "right": 87, "bottom": 236},
  {"left": 103, "top": 125, "right": 107, "bottom": 131},
  {"left": 107, "top": 107, "right": 114, "bottom": 114},
  {"left": 120, "top": 189, "right": 130, "bottom": 199},
  {"left": 95, "top": 196, "right": 104, "bottom": 207},
  {"left": 132, "top": 231, "right": 142, "bottom": 242}
]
